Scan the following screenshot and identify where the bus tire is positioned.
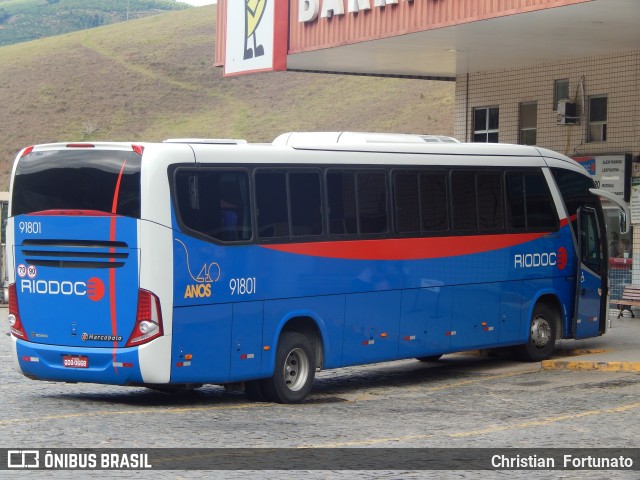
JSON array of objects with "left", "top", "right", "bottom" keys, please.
[
  {"left": 261, "top": 331, "right": 316, "bottom": 404},
  {"left": 516, "top": 302, "right": 557, "bottom": 362}
]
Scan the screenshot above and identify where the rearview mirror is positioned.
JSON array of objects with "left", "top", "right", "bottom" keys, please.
[{"left": 620, "top": 210, "right": 628, "bottom": 235}]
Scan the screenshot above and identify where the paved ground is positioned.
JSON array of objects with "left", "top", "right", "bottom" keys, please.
[
  {"left": 546, "top": 312, "right": 640, "bottom": 371},
  {"left": 1, "top": 306, "right": 639, "bottom": 479}
]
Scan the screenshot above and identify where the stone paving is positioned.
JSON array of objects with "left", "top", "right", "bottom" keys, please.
[{"left": 1, "top": 307, "right": 639, "bottom": 479}]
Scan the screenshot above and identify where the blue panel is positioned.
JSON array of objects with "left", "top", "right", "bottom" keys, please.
[
  {"left": 15, "top": 340, "right": 142, "bottom": 385},
  {"left": 399, "top": 286, "right": 453, "bottom": 358},
  {"left": 171, "top": 304, "right": 232, "bottom": 383},
  {"left": 14, "top": 215, "right": 139, "bottom": 349},
  {"left": 451, "top": 283, "right": 501, "bottom": 349},
  {"left": 575, "top": 268, "right": 601, "bottom": 339},
  {"left": 342, "top": 291, "right": 401, "bottom": 366},
  {"left": 230, "top": 302, "right": 264, "bottom": 382},
  {"left": 499, "top": 281, "right": 524, "bottom": 344},
  {"left": 262, "top": 295, "right": 345, "bottom": 376}
]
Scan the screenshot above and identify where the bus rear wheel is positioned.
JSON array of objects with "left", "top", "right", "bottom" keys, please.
[
  {"left": 516, "top": 302, "right": 557, "bottom": 362},
  {"left": 261, "top": 331, "right": 316, "bottom": 404}
]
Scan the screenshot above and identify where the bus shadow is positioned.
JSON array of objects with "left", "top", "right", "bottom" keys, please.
[
  {"left": 41, "top": 353, "right": 528, "bottom": 407},
  {"left": 309, "top": 354, "right": 526, "bottom": 399}
]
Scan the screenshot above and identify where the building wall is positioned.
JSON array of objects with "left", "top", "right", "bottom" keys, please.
[
  {"left": 454, "top": 50, "right": 640, "bottom": 158},
  {"left": 456, "top": 51, "right": 640, "bottom": 277},
  {"left": 288, "top": 0, "right": 590, "bottom": 54}
]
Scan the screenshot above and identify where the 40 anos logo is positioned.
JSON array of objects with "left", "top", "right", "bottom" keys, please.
[
  {"left": 514, "top": 247, "right": 568, "bottom": 270},
  {"left": 184, "top": 283, "right": 211, "bottom": 299},
  {"left": 175, "top": 239, "right": 220, "bottom": 299}
]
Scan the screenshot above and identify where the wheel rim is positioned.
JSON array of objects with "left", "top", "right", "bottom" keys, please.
[
  {"left": 530, "top": 314, "right": 551, "bottom": 349},
  {"left": 282, "top": 347, "right": 310, "bottom": 392}
]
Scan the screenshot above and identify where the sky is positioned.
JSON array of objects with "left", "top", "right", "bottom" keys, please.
[{"left": 180, "top": 0, "right": 217, "bottom": 6}]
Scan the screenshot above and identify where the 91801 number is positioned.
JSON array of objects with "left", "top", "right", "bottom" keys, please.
[
  {"left": 229, "top": 277, "right": 256, "bottom": 295},
  {"left": 19, "top": 221, "right": 42, "bottom": 234}
]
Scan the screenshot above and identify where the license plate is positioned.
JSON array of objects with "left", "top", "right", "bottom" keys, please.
[{"left": 62, "top": 355, "right": 88, "bottom": 368}]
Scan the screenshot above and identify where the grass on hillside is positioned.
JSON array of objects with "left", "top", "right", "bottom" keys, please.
[
  {"left": 0, "top": 5, "right": 454, "bottom": 189},
  {"left": 0, "top": 0, "right": 187, "bottom": 46}
]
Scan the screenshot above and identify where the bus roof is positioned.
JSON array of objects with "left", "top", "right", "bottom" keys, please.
[
  {"left": 273, "top": 131, "right": 459, "bottom": 146},
  {"left": 14, "top": 133, "right": 585, "bottom": 173},
  {"left": 164, "top": 138, "right": 247, "bottom": 145}
]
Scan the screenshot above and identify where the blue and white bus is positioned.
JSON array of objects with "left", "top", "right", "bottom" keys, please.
[{"left": 7, "top": 132, "right": 629, "bottom": 403}]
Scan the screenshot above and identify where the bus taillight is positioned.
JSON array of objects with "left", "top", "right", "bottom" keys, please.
[
  {"left": 8, "top": 284, "right": 28, "bottom": 341},
  {"left": 131, "top": 145, "right": 144, "bottom": 156},
  {"left": 20, "top": 146, "right": 34, "bottom": 158},
  {"left": 126, "top": 289, "right": 163, "bottom": 347}
]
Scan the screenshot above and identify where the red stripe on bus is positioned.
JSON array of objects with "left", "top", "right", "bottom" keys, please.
[
  {"left": 109, "top": 160, "right": 127, "bottom": 370},
  {"left": 27, "top": 209, "right": 113, "bottom": 216},
  {"left": 260, "top": 232, "right": 554, "bottom": 260}
]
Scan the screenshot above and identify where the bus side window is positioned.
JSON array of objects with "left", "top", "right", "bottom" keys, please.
[
  {"left": 525, "top": 173, "right": 558, "bottom": 230},
  {"left": 581, "top": 209, "right": 602, "bottom": 275},
  {"left": 451, "top": 171, "right": 477, "bottom": 231},
  {"left": 394, "top": 172, "right": 421, "bottom": 234},
  {"left": 393, "top": 170, "right": 449, "bottom": 235},
  {"left": 357, "top": 172, "right": 388, "bottom": 235},
  {"left": 420, "top": 172, "right": 449, "bottom": 232},
  {"left": 506, "top": 173, "right": 526, "bottom": 231},
  {"left": 290, "top": 172, "right": 323, "bottom": 237},
  {"left": 328, "top": 172, "right": 358, "bottom": 236},
  {"left": 175, "top": 170, "right": 252, "bottom": 242},
  {"left": 256, "top": 171, "right": 290, "bottom": 239},
  {"left": 477, "top": 172, "right": 504, "bottom": 231}
]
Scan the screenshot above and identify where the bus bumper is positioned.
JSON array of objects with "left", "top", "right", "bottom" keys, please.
[{"left": 12, "top": 337, "right": 144, "bottom": 385}]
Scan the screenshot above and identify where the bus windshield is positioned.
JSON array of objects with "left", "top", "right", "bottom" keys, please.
[{"left": 12, "top": 149, "right": 141, "bottom": 218}]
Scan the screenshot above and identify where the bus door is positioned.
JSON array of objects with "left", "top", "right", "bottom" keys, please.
[{"left": 574, "top": 206, "right": 605, "bottom": 339}]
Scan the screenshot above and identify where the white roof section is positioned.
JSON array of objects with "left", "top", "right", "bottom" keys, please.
[
  {"left": 164, "top": 138, "right": 247, "bottom": 145},
  {"left": 272, "top": 132, "right": 459, "bottom": 146},
  {"left": 15, "top": 134, "right": 586, "bottom": 173}
]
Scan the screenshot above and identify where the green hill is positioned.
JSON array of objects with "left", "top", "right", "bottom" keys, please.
[
  {"left": 0, "top": 0, "right": 188, "bottom": 46},
  {"left": 0, "top": 5, "right": 454, "bottom": 189}
]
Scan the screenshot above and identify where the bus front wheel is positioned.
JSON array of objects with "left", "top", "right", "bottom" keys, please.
[
  {"left": 516, "top": 302, "right": 557, "bottom": 362},
  {"left": 261, "top": 331, "right": 316, "bottom": 404}
]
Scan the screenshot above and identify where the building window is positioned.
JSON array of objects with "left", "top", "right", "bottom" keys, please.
[
  {"left": 554, "top": 79, "right": 569, "bottom": 111},
  {"left": 473, "top": 107, "right": 499, "bottom": 143},
  {"left": 588, "top": 95, "right": 607, "bottom": 142},
  {"left": 519, "top": 102, "right": 537, "bottom": 146}
]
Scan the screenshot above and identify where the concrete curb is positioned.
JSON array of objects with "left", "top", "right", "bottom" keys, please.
[{"left": 541, "top": 359, "right": 640, "bottom": 372}]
